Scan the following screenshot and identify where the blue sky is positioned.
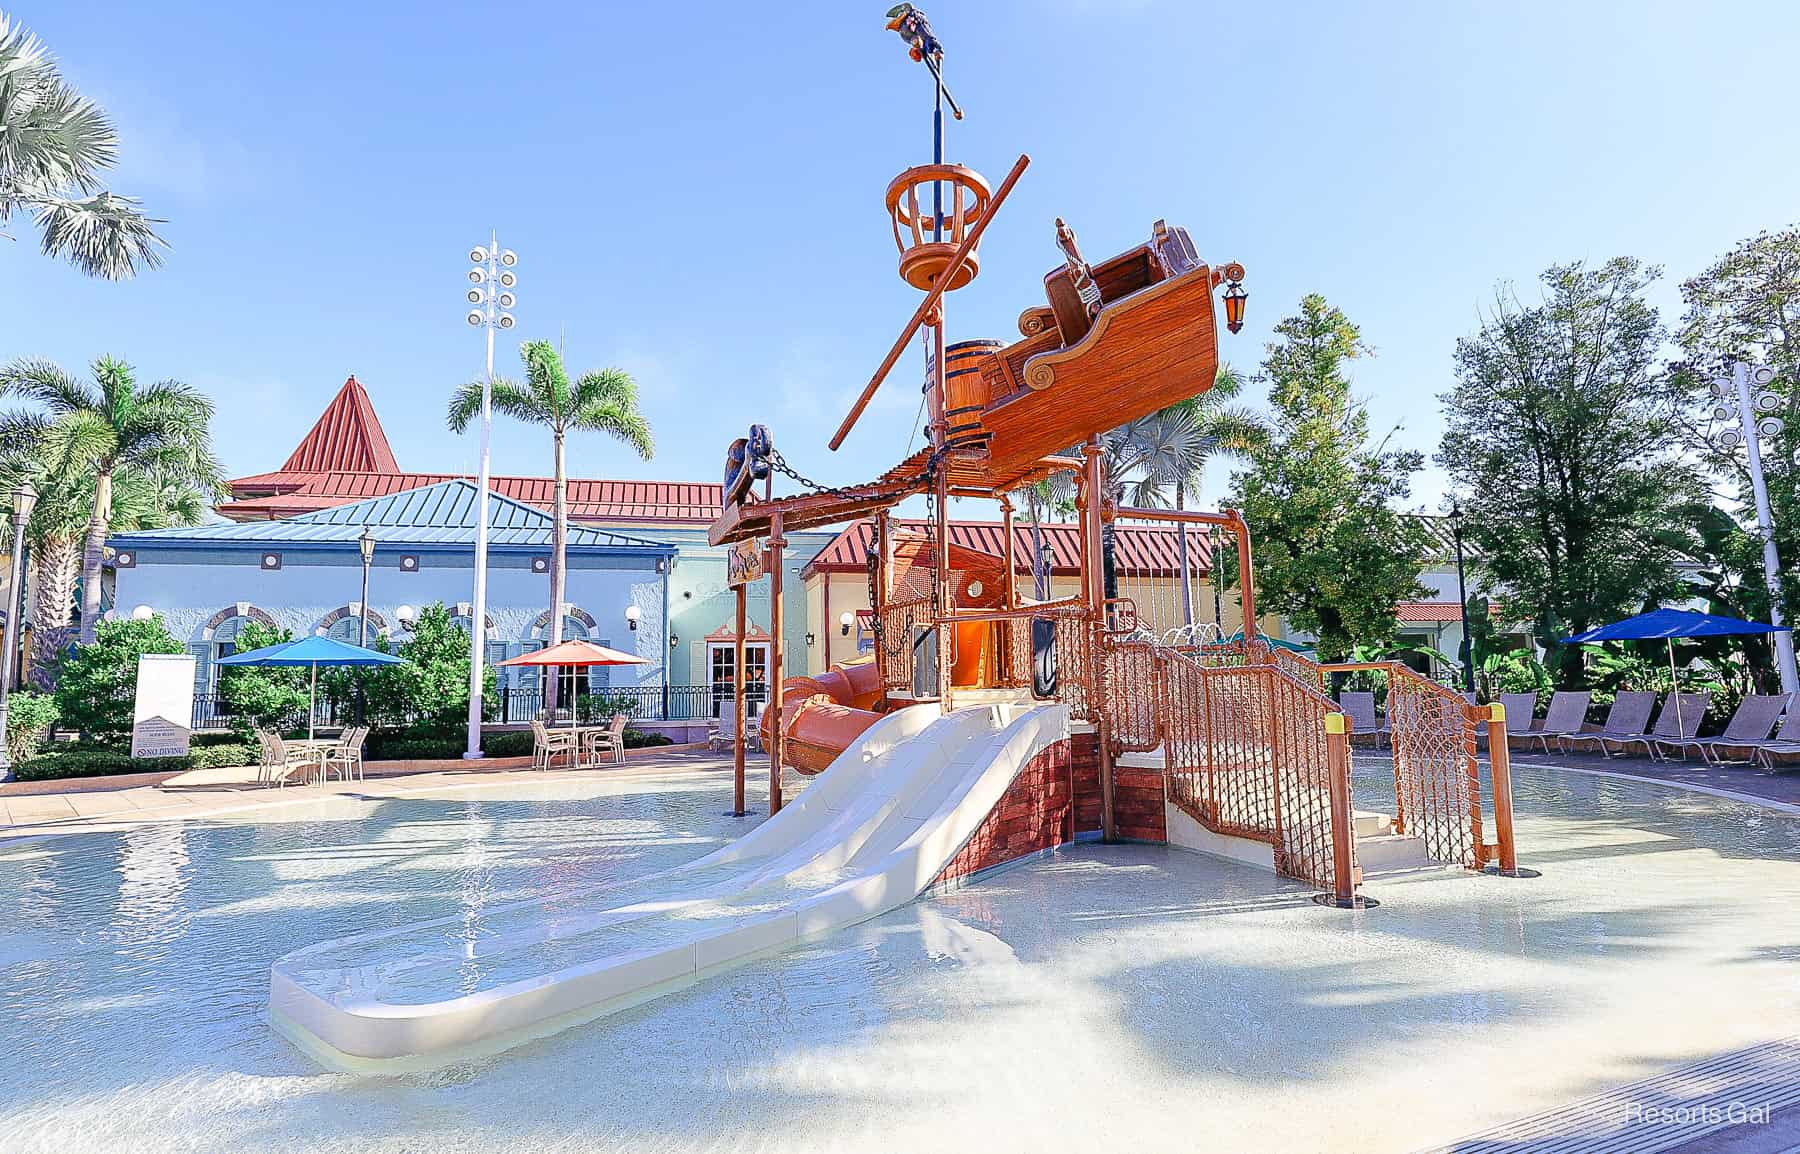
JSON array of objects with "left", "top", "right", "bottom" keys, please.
[{"left": 8, "top": 0, "right": 1799, "bottom": 515}]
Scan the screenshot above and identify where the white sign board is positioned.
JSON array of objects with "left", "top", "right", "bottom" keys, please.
[{"left": 131, "top": 653, "right": 196, "bottom": 760}]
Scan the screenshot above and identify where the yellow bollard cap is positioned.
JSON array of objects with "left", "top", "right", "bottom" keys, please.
[
  {"left": 1324, "top": 712, "right": 1348, "bottom": 735},
  {"left": 1490, "top": 702, "right": 1506, "bottom": 722}
]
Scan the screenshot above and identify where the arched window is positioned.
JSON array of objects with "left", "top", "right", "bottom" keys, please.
[{"left": 197, "top": 604, "right": 277, "bottom": 696}]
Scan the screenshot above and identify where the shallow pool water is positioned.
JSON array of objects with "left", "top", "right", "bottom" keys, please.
[{"left": 3, "top": 761, "right": 1800, "bottom": 1153}]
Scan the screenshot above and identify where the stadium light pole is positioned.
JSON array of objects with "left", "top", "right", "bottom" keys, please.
[
  {"left": 463, "top": 235, "right": 517, "bottom": 757},
  {"left": 1712, "top": 361, "right": 1798, "bottom": 694}
]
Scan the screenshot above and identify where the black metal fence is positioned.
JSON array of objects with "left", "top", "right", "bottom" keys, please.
[{"left": 191, "top": 685, "right": 717, "bottom": 731}]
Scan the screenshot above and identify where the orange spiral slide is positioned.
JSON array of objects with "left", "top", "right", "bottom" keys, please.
[{"left": 759, "top": 657, "right": 887, "bottom": 774}]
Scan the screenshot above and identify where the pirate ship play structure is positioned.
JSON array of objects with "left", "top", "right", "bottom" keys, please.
[{"left": 266, "top": 10, "right": 1523, "bottom": 1070}]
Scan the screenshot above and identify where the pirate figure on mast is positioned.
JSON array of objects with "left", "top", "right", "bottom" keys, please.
[{"left": 884, "top": 4, "right": 962, "bottom": 121}]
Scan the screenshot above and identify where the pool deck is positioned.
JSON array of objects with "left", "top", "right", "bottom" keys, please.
[{"left": 0, "top": 746, "right": 737, "bottom": 837}]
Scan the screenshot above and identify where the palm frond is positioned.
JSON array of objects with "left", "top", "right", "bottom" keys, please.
[
  {"left": 570, "top": 368, "right": 654, "bottom": 458},
  {"left": 26, "top": 190, "right": 165, "bottom": 279},
  {"left": 520, "top": 340, "right": 572, "bottom": 422},
  {"left": 0, "top": 357, "right": 92, "bottom": 412}
]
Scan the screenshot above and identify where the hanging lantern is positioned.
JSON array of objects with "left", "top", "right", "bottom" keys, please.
[{"left": 1223, "top": 278, "right": 1248, "bottom": 334}]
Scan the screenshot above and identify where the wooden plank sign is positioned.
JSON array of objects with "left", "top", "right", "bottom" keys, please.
[{"left": 727, "top": 538, "right": 765, "bottom": 587}]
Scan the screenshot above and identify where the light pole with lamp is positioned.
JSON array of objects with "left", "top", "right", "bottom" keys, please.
[
  {"left": 356, "top": 525, "right": 376, "bottom": 724},
  {"left": 0, "top": 483, "right": 38, "bottom": 782},
  {"left": 1448, "top": 502, "right": 1475, "bottom": 694},
  {"left": 1709, "top": 361, "right": 1799, "bottom": 694},
  {"left": 463, "top": 236, "right": 518, "bottom": 757}
]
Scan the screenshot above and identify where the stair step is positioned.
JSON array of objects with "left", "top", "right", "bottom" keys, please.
[{"left": 1353, "top": 809, "right": 1393, "bottom": 838}]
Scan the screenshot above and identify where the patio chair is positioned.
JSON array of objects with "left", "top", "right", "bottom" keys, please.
[
  {"left": 583, "top": 714, "right": 629, "bottom": 767},
  {"left": 1558, "top": 691, "right": 1657, "bottom": 757},
  {"left": 1752, "top": 704, "right": 1800, "bottom": 770},
  {"left": 1520, "top": 691, "right": 1592, "bottom": 754},
  {"left": 256, "top": 727, "right": 322, "bottom": 788},
  {"left": 1336, "top": 691, "right": 1390, "bottom": 748},
  {"left": 531, "top": 720, "right": 578, "bottom": 771},
  {"left": 322, "top": 726, "right": 369, "bottom": 781},
  {"left": 1656, "top": 694, "right": 1789, "bottom": 764},
  {"left": 710, "top": 703, "right": 763, "bottom": 754}
]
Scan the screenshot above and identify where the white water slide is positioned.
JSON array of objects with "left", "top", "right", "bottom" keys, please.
[{"left": 270, "top": 701, "right": 1069, "bottom": 1070}]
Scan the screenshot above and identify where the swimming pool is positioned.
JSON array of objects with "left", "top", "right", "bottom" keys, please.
[{"left": 3, "top": 761, "right": 1799, "bottom": 1152}]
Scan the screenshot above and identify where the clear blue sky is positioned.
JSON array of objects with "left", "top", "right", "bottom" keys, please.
[{"left": 7, "top": 0, "right": 1799, "bottom": 514}]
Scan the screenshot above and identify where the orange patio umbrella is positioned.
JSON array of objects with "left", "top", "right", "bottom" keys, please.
[{"left": 498, "top": 639, "right": 649, "bottom": 726}]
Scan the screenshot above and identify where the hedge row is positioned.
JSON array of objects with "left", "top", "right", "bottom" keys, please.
[{"left": 14, "top": 728, "right": 676, "bottom": 782}]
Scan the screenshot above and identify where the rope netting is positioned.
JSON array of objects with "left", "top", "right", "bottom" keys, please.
[
  {"left": 1383, "top": 665, "right": 1483, "bottom": 868},
  {"left": 1158, "top": 653, "right": 1354, "bottom": 892}
]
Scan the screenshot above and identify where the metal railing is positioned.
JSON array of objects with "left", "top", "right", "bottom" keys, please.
[{"left": 191, "top": 685, "right": 715, "bottom": 731}]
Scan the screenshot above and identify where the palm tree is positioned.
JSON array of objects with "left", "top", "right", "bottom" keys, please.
[
  {"left": 0, "top": 13, "right": 165, "bottom": 279},
  {"left": 1037, "top": 365, "right": 1266, "bottom": 627},
  {"left": 448, "top": 341, "right": 653, "bottom": 713},
  {"left": 0, "top": 357, "right": 223, "bottom": 642}
]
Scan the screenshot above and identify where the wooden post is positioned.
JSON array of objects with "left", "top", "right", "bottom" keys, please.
[
  {"left": 999, "top": 493, "right": 1017, "bottom": 610},
  {"left": 822, "top": 567, "right": 832, "bottom": 672},
  {"left": 1230, "top": 511, "right": 1258, "bottom": 640},
  {"left": 1488, "top": 701, "right": 1521, "bottom": 875},
  {"left": 873, "top": 510, "right": 891, "bottom": 690},
  {"left": 768, "top": 508, "right": 786, "bottom": 816},
  {"left": 732, "top": 582, "right": 747, "bottom": 816},
  {"left": 1000, "top": 493, "right": 1017, "bottom": 684},
  {"left": 1322, "top": 711, "right": 1364, "bottom": 907},
  {"left": 935, "top": 440, "right": 952, "bottom": 705},
  {"left": 1081, "top": 437, "right": 1115, "bottom": 842}
]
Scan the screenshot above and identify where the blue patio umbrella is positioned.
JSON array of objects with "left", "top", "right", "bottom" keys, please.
[
  {"left": 1222, "top": 629, "right": 1314, "bottom": 654},
  {"left": 216, "top": 635, "right": 405, "bottom": 739},
  {"left": 1561, "top": 608, "right": 1789, "bottom": 732}
]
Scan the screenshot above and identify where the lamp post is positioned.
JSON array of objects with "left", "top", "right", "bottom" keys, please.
[
  {"left": 1710, "top": 362, "right": 1798, "bottom": 694},
  {"left": 0, "top": 483, "right": 37, "bottom": 782},
  {"left": 463, "top": 236, "right": 518, "bottom": 757},
  {"left": 356, "top": 525, "right": 376, "bottom": 725},
  {"left": 1449, "top": 502, "right": 1474, "bottom": 694}
]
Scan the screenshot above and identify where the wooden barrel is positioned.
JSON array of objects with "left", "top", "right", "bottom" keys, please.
[{"left": 936, "top": 339, "right": 1003, "bottom": 449}]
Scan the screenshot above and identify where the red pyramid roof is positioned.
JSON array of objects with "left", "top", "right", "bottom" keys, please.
[{"left": 281, "top": 376, "right": 399, "bottom": 474}]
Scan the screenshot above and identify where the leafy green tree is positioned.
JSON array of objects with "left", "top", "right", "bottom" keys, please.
[
  {"left": 216, "top": 621, "right": 309, "bottom": 737},
  {"left": 0, "top": 356, "right": 224, "bottom": 644},
  {"left": 0, "top": 13, "right": 165, "bottom": 278},
  {"left": 323, "top": 604, "right": 497, "bottom": 731},
  {"left": 1228, "top": 294, "right": 1430, "bottom": 661},
  {"left": 5, "top": 691, "right": 58, "bottom": 763},
  {"left": 51, "top": 615, "right": 184, "bottom": 740},
  {"left": 448, "top": 342, "right": 652, "bottom": 712},
  {"left": 1676, "top": 225, "right": 1800, "bottom": 638},
  {"left": 1438, "top": 259, "right": 1700, "bottom": 687}
]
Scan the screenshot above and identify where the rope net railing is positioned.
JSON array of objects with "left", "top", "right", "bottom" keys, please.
[
  {"left": 1312, "top": 658, "right": 1489, "bottom": 870},
  {"left": 1157, "top": 650, "right": 1355, "bottom": 892}
]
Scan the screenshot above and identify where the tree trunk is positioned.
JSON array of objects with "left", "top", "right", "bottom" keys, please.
[
  {"left": 77, "top": 468, "right": 113, "bottom": 644},
  {"left": 34, "top": 537, "right": 80, "bottom": 630},
  {"left": 545, "top": 429, "right": 568, "bottom": 716}
]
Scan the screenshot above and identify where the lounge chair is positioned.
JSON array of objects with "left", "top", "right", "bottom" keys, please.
[
  {"left": 1752, "top": 705, "right": 1800, "bottom": 770},
  {"left": 1592, "top": 692, "right": 1707, "bottom": 759},
  {"left": 1657, "top": 694, "right": 1789, "bottom": 764},
  {"left": 1337, "top": 691, "right": 1390, "bottom": 748},
  {"left": 256, "top": 728, "right": 322, "bottom": 788},
  {"left": 1521, "top": 691, "right": 1591, "bottom": 754},
  {"left": 1495, "top": 692, "right": 1538, "bottom": 739},
  {"left": 322, "top": 726, "right": 369, "bottom": 781},
  {"left": 710, "top": 703, "right": 763, "bottom": 754},
  {"left": 583, "top": 714, "right": 629, "bottom": 767},
  {"left": 531, "top": 720, "right": 578, "bottom": 771},
  {"left": 1558, "top": 691, "right": 1657, "bottom": 757}
]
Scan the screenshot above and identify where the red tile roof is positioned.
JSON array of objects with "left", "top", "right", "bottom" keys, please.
[
  {"left": 1396, "top": 602, "right": 1468, "bottom": 623},
  {"left": 280, "top": 377, "right": 399, "bottom": 474},
  {"left": 223, "top": 377, "right": 725, "bottom": 526},
  {"left": 222, "top": 470, "right": 724, "bottom": 524},
  {"left": 802, "top": 518, "right": 1215, "bottom": 579}
]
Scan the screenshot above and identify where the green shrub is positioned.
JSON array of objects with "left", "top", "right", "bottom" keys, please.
[
  {"left": 51, "top": 616, "right": 185, "bottom": 740},
  {"left": 6, "top": 691, "right": 59, "bottom": 764},
  {"left": 217, "top": 620, "right": 310, "bottom": 737},
  {"left": 320, "top": 603, "right": 497, "bottom": 727},
  {"left": 360, "top": 725, "right": 671, "bottom": 762},
  {"left": 14, "top": 740, "right": 257, "bottom": 781}
]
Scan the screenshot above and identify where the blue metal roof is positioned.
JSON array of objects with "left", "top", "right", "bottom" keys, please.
[{"left": 112, "top": 479, "right": 674, "bottom": 553}]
